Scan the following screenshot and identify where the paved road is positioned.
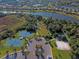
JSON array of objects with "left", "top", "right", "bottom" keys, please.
[
  {"left": 27, "top": 37, "right": 53, "bottom": 59},
  {"left": 3, "top": 37, "right": 53, "bottom": 59}
]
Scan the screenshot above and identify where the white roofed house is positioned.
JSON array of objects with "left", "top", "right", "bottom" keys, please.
[
  {"left": 55, "top": 35, "right": 71, "bottom": 50},
  {"left": 55, "top": 33, "right": 71, "bottom": 50},
  {"left": 56, "top": 40, "right": 71, "bottom": 50}
]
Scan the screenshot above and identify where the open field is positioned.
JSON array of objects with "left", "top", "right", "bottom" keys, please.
[{"left": 0, "top": 15, "right": 26, "bottom": 34}]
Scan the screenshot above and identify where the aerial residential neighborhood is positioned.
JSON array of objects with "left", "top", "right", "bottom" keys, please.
[{"left": 0, "top": 0, "right": 79, "bottom": 59}]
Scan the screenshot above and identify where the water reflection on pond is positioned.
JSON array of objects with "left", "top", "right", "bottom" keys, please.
[
  {"left": 19, "top": 30, "right": 32, "bottom": 38},
  {"left": 6, "top": 38, "right": 23, "bottom": 47},
  {"left": 5, "top": 30, "right": 32, "bottom": 47},
  {"left": 30, "top": 12, "right": 79, "bottom": 23}
]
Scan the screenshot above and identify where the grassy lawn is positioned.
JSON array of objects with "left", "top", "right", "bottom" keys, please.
[
  {"left": 52, "top": 48, "right": 72, "bottom": 59},
  {"left": 14, "top": 32, "right": 20, "bottom": 38},
  {"left": 0, "top": 47, "right": 20, "bottom": 58},
  {"left": 36, "top": 21, "right": 51, "bottom": 37},
  {"left": 50, "top": 39, "right": 72, "bottom": 59}
]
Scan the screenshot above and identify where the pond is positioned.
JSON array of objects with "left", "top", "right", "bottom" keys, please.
[
  {"left": 0, "top": 11, "right": 79, "bottom": 23},
  {"left": 6, "top": 38, "right": 23, "bottom": 47},
  {"left": 30, "top": 12, "right": 79, "bottom": 23},
  {"left": 5, "top": 30, "right": 32, "bottom": 47},
  {"left": 19, "top": 30, "right": 32, "bottom": 38}
]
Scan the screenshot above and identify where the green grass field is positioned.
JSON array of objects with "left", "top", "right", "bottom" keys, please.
[
  {"left": 52, "top": 48, "right": 72, "bottom": 59},
  {"left": 50, "top": 39, "right": 72, "bottom": 59}
]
